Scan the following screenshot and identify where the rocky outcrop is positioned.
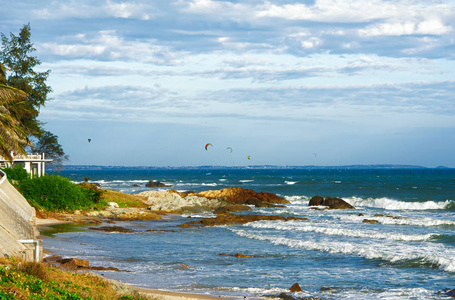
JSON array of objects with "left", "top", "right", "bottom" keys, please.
[
  {"left": 85, "top": 208, "right": 162, "bottom": 221},
  {"left": 309, "top": 196, "right": 355, "bottom": 209},
  {"left": 45, "top": 255, "right": 127, "bottom": 272},
  {"left": 195, "top": 187, "right": 290, "bottom": 205},
  {"left": 145, "top": 180, "right": 172, "bottom": 187},
  {"left": 179, "top": 214, "right": 308, "bottom": 227},
  {"left": 137, "top": 190, "right": 228, "bottom": 213},
  {"left": 138, "top": 187, "right": 289, "bottom": 213}
]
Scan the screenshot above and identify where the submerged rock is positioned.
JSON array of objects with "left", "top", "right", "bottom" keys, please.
[
  {"left": 145, "top": 180, "right": 172, "bottom": 187},
  {"left": 219, "top": 253, "right": 253, "bottom": 258},
  {"left": 179, "top": 214, "right": 308, "bottom": 227},
  {"left": 89, "top": 226, "right": 134, "bottom": 233}
]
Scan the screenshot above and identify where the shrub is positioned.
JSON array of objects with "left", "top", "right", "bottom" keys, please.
[
  {"left": 18, "top": 175, "right": 95, "bottom": 212},
  {"left": 0, "top": 164, "right": 29, "bottom": 183}
]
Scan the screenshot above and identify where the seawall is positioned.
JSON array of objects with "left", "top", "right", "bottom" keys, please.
[{"left": 0, "top": 170, "right": 42, "bottom": 261}]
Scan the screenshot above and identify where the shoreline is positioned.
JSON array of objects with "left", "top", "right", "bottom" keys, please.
[{"left": 36, "top": 217, "right": 232, "bottom": 300}]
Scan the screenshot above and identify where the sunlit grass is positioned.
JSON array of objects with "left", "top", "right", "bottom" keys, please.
[{"left": 0, "top": 257, "right": 152, "bottom": 300}]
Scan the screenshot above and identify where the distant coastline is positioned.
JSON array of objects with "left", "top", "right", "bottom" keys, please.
[{"left": 51, "top": 164, "right": 451, "bottom": 171}]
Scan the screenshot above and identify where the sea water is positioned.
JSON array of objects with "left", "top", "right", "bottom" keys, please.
[{"left": 42, "top": 168, "right": 455, "bottom": 299}]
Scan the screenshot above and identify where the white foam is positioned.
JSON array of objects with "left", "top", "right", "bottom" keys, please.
[
  {"left": 285, "top": 181, "right": 297, "bottom": 185},
  {"left": 239, "top": 180, "right": 254, "bottom": 183},
  {"left": 246, "top": 221, "right": 435, "bottom": 242},
  {"left": 346, "top": 197, "right": 453, "bottom": 210},
  {"left": 338, "top": 214, "right": 455, "bottom": 227},
  {"left": 283, "top": 195, "right": 309, "bottom": 202},
  {"left": 230, "top": 229, "right": 455, "bottom": 272}
]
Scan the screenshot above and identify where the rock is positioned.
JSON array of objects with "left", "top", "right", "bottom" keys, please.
[
  {"left": 323, "top": 197, "right": 355, "bottom": 209},
  {"left": 108, "top": 202, "right": 119, "bottom": 209},
  {"left": 145, "top": 180, "right": 172, "bottom": 187},
  {"left": 290, "top": 283, "right": 303, "bottom": 292},
  {"left": 309, "top": 196, "right": 355, "bottom": 209},
  {"left": 309, "top": 196, "right": 324, "bottom": 206},
  {"left": 89, "top": 226, "right": 134, "bottom": 233},
  {"left": 43, "top": 254, "right": 62, "bottom": 263},
  {"left": 58, "top": 258, "right": 90, "bottom": 269},
  {"left": 137, "top": 190, "right": 228, "bottom": 213},
  {"left": 363, "top": 219, "right": 379, "bottom": 224},
  {"left": 213, "top": 204, "right": 252, "bottom": 215},
  {"left": 179, "top": 214, "right": 308, "bottom": 227},
  {"left": 219, "top": 253, "right": 253, "bottom": 258},
  {"left": 196, "top": 187, "right": 290, "bottom": 205}
]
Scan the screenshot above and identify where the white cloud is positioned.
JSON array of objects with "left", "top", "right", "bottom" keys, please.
[
  {"left": 31, "top": 0, "right": 156, "bottom": 20},
  {"left": 40, "top": 31, "right": 186, "bottom": 65},
  {"left": 105, "top": 1, "right": 152, "bottom": 20},
  {"left": 359, "top": 19, "right": 452, "bottom": 36},
  {"left": 256, "top": 0, "right": 395, "bottom": 23}
]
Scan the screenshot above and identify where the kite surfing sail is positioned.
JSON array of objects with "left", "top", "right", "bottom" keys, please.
[
  {"left": 205, "top": 143, "right": 213, "bottom": 150},
  {"left": 227, "top": 147, "right": 233, "bottom": 153}
]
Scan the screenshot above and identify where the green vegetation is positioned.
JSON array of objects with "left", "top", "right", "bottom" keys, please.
[
  {"left": 1, "top": 165, "right": 106, "bottom": 213},
  {"left": 0, "top": 257, "right": 148, "bottom": 300},
  {"left": 18, "top": 175, "right": 105, "bottom": 212},
  {"left": 0, "top": 164, "right": 29, "bottom": 183}
]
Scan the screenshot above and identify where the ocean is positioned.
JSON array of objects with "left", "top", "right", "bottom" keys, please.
[{"left": 41, "top": 167, "right": 455, "bottom": 299}]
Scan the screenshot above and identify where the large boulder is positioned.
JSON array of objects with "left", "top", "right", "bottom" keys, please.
[
  {"left": 309, "top": 196, "right": 355, "bottom": 209},
  {"left": 308, "top": 196, "right": 324, "bottom": 206},
  {"left": 323, "top": 197, "right": 355, "bottom": 209}
]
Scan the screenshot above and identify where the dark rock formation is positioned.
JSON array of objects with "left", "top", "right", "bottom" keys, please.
[
  {"left": 213, "top": 204, "right": 252, "bottom": 215},
  {"left": 146, "top": 180, "right": 172, "bottom": 187},
  {"left": 290, "top": 283, "right": 303, "bottom": 292},
  {"left": 58, "top": 258, "right": 90, "bottom": 269},
  {"left": 363, "top": 219, "right": 379, "bottom": 224},
  {"left": 53, "top": 257, "right": 127, "bottom": 272},
  {"left": 89, "top": 226, "right": 134, "bottom": 233},
  {"left": 179, "top": 214, "right": 308, "bottom": 227},
  {"left": 308, "top": 196, "right": 324, "bottom": 206},
  {"left": 309, "top": 196, "right": 355, "bottom": 209},
  {"left": 219, "top": 253, "right": 253, "bottom": 258}
]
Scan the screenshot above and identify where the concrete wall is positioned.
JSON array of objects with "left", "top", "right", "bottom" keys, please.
[{"left": 0, "top": 170, "right": 41, "bottom": 261}]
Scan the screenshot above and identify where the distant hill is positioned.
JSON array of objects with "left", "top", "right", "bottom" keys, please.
[{"left": 55, "top": 164, "right": 436, "bottom": 171}]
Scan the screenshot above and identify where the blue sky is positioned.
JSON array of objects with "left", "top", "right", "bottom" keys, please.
[{"left": 2, "top": 0, "right": 455, "bottom": 167}]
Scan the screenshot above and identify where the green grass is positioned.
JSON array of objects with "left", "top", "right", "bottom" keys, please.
[{"left": 0, "top": 257, "right": 149, "bottom": 300}]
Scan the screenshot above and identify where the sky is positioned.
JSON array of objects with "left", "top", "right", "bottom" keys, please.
[{"left": 1, "top": 0, "right": 455, "bottom": 167}]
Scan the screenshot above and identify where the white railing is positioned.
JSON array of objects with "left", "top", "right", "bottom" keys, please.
[{"left": 0, "top": 153, "right": 45, "bottom": 161}]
